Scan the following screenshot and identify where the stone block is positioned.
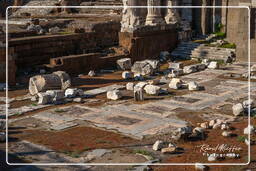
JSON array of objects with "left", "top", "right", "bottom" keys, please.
[
  {"left": 107, "top": 90, "right": 122, "bottom": 100},
  {"left": 169, "top": 62, "right": 183, "bottom": 69},
  {"left": 38, "top": 93, "right": 52, "bottom": 105},
  {"left": 117, "top": 58, "right": 132, "bottom": 70},
  {"left": 122, "top": 71, "right": 133, "bottom": 79},
  {"left": 144, "top": 85, "right": 161, "bottom": 95}
]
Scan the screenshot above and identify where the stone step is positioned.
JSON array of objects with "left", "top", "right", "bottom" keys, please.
[
  {"left": 193, "top": 47, "right": 234, "bottom": 51},
  {"left": 191, "top": 51, "right": 232, "bottom": 57},
  {"left": 192, "top": 49, "right": 233, "bottom": 54},
  {"left": 171, "top": 41, "right": 236, "bottom": 61}
]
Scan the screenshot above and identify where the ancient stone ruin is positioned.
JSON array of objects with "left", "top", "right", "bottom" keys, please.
[{"left": 0, "top": 0, "right": 256, "bottom": 168}]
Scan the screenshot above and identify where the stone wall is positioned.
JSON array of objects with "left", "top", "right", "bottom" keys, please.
[
  {"left": 0, "top": 21, "right": 120, "bottom": 84},
  {"left": 8, "top": 21, "right": 120, "bottom": 68},
  {"left": 119, "top": 26, "right": 178, "bottom": 61},
  {"left": 48, "top": 53, "right": 126, "bottom": 74},
  {"left": 225, "top": 0, "right": 255, "bottom": 62}
]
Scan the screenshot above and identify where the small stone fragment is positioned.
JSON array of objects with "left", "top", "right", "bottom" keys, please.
[
  {"left": 251, "top": 64, "right": 256, "bottom": 72},
  {"left": 38, "top": 93, "right": 52, "bottom": 105},
  {"left": 212, "top": 123, "right": 221, "bottom": 129},
  {"left": 169, "top": 78, "right": 183, "bottom": 89},
  {"left": 131, "top": 61, "right": 154, "bottom": 76},
  {"left": 244, "top": 125, "right": 255, "bottom": 135},
  {"left": 122, "top": 71, "right": 133, "bottom": 79},
  {"left": 46, "top": 90, "right": 65, "bottom": 101},
  {"left": 202, "top": 59, "right": 210, "bottom": 66},
  {"left": 222, "top": 131, "right": 232, "bottom": 137},
  {"left": 221, "top": 123, "right": 230, "bottom": 130},
  {"left": 232, "top": 103, "right": 244, "bottom": 116},
  {"left": 168, "top": 142, "right": 177, "bottom": 148},
  {"left": 243, "top": 99, "right": 255, "bottom": 109},
  {"left": 145, "top": 59, "right": 160, "bottom": 71},
  {"left": 245, "top": 138, "right": 255, "bottom": 145},
  {"left": 168, "top": 69, "right": 183, "bottom": 78},
  {"left": 144, "top": 85, "right": 161, "bottom": 95},
  {"left": 178, "top": 126, "right": 193, "bottom": 135},
  {"left": 31, "top": 96, "right": 37, "bottom": 102},
  {"left": 134, "top": 82, "right": 148, "bottom": 90},
  {"left": 88, "top": 70, "right": 96, "bottom": 77},
  {"left": 200, "top": 122, "right": 209, "bottom": 129},
  {"left": 183, "top": 65, "right": 197, "bottom": 74},
  {"left": 193, "top": 127, "right": 205, "bottom": 134},
  {"left": 117, "top": 58, "right": 132, "bottom": 70},
  {"left": 65, "top": 88, "right": 77, "bottom": 98},
  {"left": 65, "top": 88, "right": 84, "bottom": 98},
  {"left": 216, "top": 119, "right": 224, "bottom": 125},
  {"left": 126, "top": 82, "right": 134, "bottom": 91},
  {"left": 107, "top": 90, "right": 122, "bottom": 100},
  {"left": 152, "top": 140, "right": 164, "bottom": 151},
  {"left": 73, "top": 98, "right": 83, "bottom": 103},
  {"left": 209, "top": 120, "right": 216, "bottom": 127},
  {"left": 208, "top": 61, "right": 219, "bottom": 69},
  {"left": 169, "top": 62, "right": 183, "bottom": 69},
  {"left": 161, "top": 147, "right": 176, "bottom": 154},
  {"left": 188, "top": 81, "right": 199, "bottom": 91}
]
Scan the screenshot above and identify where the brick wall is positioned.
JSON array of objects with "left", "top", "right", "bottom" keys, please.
[
  {"left": 0, "top": 21, "right": 120, "bottom": 84},
  {"left": 119, "top": 27, "right": 178, "bottom": 62},
  {"left": 8, "top": 21, "right": 120, "bottom": 68},
  {"left": 48, "top": 53, "right": 126, "bottom": 74}
]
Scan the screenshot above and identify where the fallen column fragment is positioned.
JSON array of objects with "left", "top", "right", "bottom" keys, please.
[{"left": 29, "top": 71, "right": 71, "bottom": 95}]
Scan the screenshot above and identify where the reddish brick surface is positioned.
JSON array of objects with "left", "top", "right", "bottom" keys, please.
[
  {"left": 119, "top": 29, "right": 178, "bottom": 62},
  {"left": 8, "top": 22, "right": 120, "bottom": 68}
]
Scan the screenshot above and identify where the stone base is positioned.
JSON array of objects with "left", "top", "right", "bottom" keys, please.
[
  {"left": 145, "top": 16, "right": 166, "bottom": 26},
  {"left": 119, "top": 25, "right": 178, "bottom": 61}
]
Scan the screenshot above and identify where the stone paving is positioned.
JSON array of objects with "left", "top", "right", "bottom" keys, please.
[{"left": 5, "top": 63, "right": 255, "bottom": 140}]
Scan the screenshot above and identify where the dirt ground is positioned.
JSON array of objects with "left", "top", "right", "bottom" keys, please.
[{"left": 9, "top": 126, "right": 141, "bottom": 153}]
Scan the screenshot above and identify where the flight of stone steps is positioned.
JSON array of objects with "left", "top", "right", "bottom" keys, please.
[{"left": 171, "top": 42, "right": 236, "bottom": 62}]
